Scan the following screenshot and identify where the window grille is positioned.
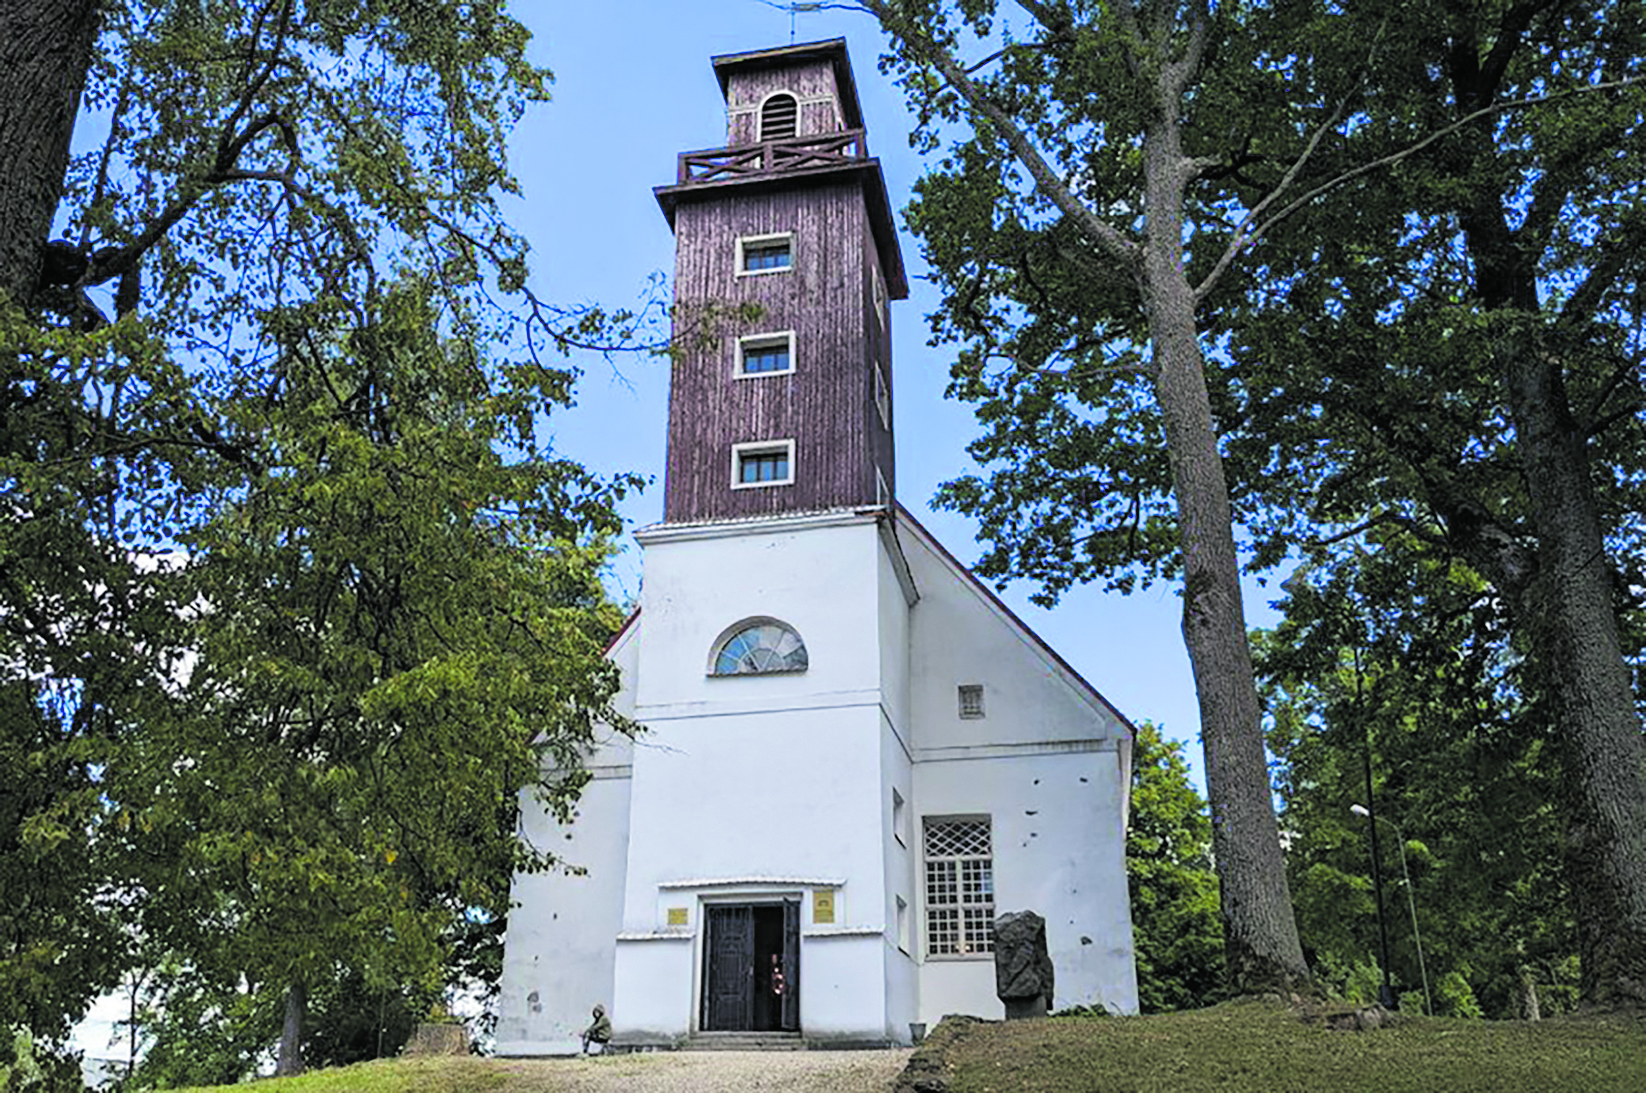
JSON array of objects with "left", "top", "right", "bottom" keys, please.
[
  {"left": 958, "top": 684, "right": 985, "bottom": 719},
  {"left": 924, "top": 818, "right": 994, "bottom": 956}
]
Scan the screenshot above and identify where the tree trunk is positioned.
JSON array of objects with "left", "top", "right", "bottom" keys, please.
[
  {"left": 1442, "top": 16, "right": 1646, "bottom": 1011},
  {"left": 1141, "top": 111, "right": 1310, "bottom": 995},
  {"left": 1504, "top": 335, "right": 1646, "bottom": 1009},
  {"left": 276, "top": 981, "right": 306, "bottom": 1077},
  {"left": 0, "top": 0, "right": 100, "bottom": 305}
]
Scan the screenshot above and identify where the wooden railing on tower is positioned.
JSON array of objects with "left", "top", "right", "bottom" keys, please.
[{"left": 677, "top": 129, "right": 869, "bottom": 185}]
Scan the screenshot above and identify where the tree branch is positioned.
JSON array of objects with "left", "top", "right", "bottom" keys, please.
[
  {"left": 1208, "top": 74, "right": 1644, "bottom": 295},
  {"left": 860, "top": 0, "right": 1141, "bottom": 271},
  {"left": 1195, "top": 18, "right": 1390, "bottom": 301}
]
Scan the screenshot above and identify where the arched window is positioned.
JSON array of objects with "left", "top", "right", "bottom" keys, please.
[
  {"left": 710, "top": 619, "right": 808, "bottom": 675},
  {"left": 759, "top": 92, "right": 798, "bottom": 141}
]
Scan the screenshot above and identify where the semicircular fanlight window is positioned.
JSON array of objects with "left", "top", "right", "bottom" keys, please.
[{"left": 713, "top": 621, "right": 809, "bottom": 675}]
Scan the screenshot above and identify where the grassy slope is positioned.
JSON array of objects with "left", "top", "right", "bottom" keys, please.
[
  {"left": 172, "top": 1003, "right": 1646, "bottom": 1093},
  {"left": 927, "top": 1001, "right": 1646, "bottom": 1093}
]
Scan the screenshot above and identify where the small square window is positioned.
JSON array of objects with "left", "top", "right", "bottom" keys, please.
[
  {"left": 737, "top": 332, "right": 795, "bottom": 378},
  {"left": 732, "top": 440, "right": 795, "bottom": 489},
  {"left": 737, "top": 233, "right": 795, "bottom": 277},
  {"left": 958, "top": 684, "right": 985, "bottom": 719}
]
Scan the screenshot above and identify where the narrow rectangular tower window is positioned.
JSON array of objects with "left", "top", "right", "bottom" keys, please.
[
  {"left": 874, "top": 359, "right": 890, "bottom": 428},
  {"left": 738, "top": 232, "right": 794, "bottom": 275},
  {"left": 731, "top": 440, "right": 795, "bottom": 488},
  {"left": 737, "top": 332, "right": 795, "bottom": 378}
]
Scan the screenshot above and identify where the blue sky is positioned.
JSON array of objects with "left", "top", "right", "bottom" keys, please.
[{"left": 505, "top": 1, "right": 1293, "bottom": 793}]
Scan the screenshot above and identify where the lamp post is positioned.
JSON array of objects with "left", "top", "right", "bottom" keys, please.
[{"left": 1351, "top": 804, "right": 1432, "bottom": 1016}]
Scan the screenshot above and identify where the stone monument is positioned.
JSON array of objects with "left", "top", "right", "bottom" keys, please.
[{"left": 994, "top": 910, "right": 1055, "bottom": 1019}]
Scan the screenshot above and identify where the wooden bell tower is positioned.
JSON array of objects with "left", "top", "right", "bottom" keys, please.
[{"left": 653, "top": 39, "right": 908, "bottom": 526}]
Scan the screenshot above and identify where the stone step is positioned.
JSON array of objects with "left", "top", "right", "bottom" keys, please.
[{"left": 682, "top": 1032, "right": 805, "bottom": 1051}]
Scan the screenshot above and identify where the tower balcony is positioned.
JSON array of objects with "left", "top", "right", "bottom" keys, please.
[{"left": 675, "top": 129, "right": 870, "bottom": 186}]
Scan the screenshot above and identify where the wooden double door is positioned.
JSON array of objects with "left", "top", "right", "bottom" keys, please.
[{"left": 701, "top": 902, "right": 800, "bottom": 1032}]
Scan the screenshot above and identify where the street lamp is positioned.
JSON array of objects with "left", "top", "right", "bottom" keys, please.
[{"left": 1351, "top": 804, "right": 1432, "bottom": 1016}]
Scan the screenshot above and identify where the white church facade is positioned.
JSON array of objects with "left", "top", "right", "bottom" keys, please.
[{"left": 495, "top": 39, "right": 1138, "bottom": 1054}]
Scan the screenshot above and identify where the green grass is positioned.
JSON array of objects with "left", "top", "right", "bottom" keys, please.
[
  {"left": 176, "top": 1056, "right": 509, "bottom": 1093},
  {"left": 169, "top": 1003, "right": 1646, "bottom": 1093},
  {"left": 923, "top": 1000, "right": 1646, "bottom": 1093}
]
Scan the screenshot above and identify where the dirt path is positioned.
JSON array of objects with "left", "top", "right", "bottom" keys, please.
[{"left": 490, "top": 1049, "right": 913, "bottom": 1092}]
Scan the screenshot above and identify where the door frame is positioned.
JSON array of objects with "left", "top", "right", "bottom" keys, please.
[{"left": 694, "top": 895, "right": 802, "bottom": 1034}]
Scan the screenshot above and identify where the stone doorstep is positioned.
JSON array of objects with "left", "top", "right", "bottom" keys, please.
[
  {"left": 682, "top": 1031, "right": 805, "bottom": 1051},
  {"left": 609, "top": 1031, "right": 897, "bottom": 1053}
]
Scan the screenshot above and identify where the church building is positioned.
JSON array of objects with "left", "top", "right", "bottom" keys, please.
[{"left": 496, "top": 39, "right": 1138, "bottom": 1053}]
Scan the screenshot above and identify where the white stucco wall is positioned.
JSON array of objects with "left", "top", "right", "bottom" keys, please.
[
  {"left": 913, "top": 749, "right": 1137, "bottom": 1022},
  {"left": 499, "top": 507, "right": 1138, "bottom": 1053},
  {"left": 496, "top": 625, "right": 640, "bottom": 1055},
  {"left": 610, "top": 515, "right": 896, "bottom": 1042},
  {"left": 898, "top": 511, "right": 1139, "bottom": 1023}
]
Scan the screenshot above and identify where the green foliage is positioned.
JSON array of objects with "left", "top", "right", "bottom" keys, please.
[
  {"left": 109, "top": 285, "right": 634, "bottom": 1076},
  {"left": 1126, "top": 723, "right": 1224, "bottom": 1013},
  {"left": 1257, "top": 534, "right": 1576, "bottom": 1019},
  {"left": 2, "top": 0, "right": 646, "bottom": 1066},
  {"left": 1049, "top": 1003, "right": 1111, "bottom": 1018},
  {"left": 0, "top": 1028, "right": 82, "bottom": 1093},
  {"left": 1436, "top": 971, "right": 1483, "bottom": 1021}
]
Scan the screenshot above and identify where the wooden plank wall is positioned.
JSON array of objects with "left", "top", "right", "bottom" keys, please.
[
  {"left": 663, "top": 178, "right": 894, "bottom": 523},
  {"left": 724, "top": 61, "right": 840, "bottom": 144}
]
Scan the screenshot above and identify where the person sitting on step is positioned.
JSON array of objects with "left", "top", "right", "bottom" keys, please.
[{"left": 581, "top": 1003, "right": 612, "bottom": 1056}]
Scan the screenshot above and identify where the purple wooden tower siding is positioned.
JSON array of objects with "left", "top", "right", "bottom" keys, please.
[{"left": 654, "top": 39, "right": 909, "bottom": 525}]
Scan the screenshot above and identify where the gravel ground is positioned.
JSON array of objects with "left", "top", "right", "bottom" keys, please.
[{"left": 490, "top": 1049, "right": 914, "bottom": 1092}]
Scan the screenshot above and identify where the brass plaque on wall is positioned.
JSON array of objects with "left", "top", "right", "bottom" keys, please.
[
  {"left": 813, "top": 889, "right": 836, "bottom": 925},
  {"left": 667, "top": 907, "right": 689, "bottom": 926}
]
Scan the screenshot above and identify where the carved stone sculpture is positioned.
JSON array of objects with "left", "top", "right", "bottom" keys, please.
[{"left": 994, "top": 910, "right": 1054, "bottom": 1018}]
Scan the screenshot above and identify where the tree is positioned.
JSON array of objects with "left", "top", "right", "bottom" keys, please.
[
  {"left": 109, "top": 287, "right": 634, "bottom": 1073},
  {"left": 1127, "top": 723, "right": 1223, "bottom": 1013},
  {"left": 1257, "top": 533, "right": 1580, "bottom": 1017},
  {"left": 862, "top": 0, "right": 1334, "bottom": 992},
  {"left": 864, "top": 0, "right": 1646, "bottom": 1006},
  {"left": 1221, "top": 1, "right": 1646, "bottom": 1007},
  {"left": 1, "top": 0, "right": 641, "bottom": 1068}
]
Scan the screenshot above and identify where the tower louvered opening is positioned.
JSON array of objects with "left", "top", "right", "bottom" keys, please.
[{"left": 760, "top": 93, "right": 798, "bottom": 140}]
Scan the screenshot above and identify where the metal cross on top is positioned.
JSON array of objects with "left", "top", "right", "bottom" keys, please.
[{"left": 757, "top": 1, "right": 848, "bottom": 44}]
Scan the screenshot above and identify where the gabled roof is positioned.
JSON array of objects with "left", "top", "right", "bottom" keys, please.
[{"left": 891, "top": 502, "right": 1138, "bottom": 742}]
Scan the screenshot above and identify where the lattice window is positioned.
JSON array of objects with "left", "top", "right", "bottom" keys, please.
[{"left": 924, "top": 818, "right": 994, "bottom": 956}]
